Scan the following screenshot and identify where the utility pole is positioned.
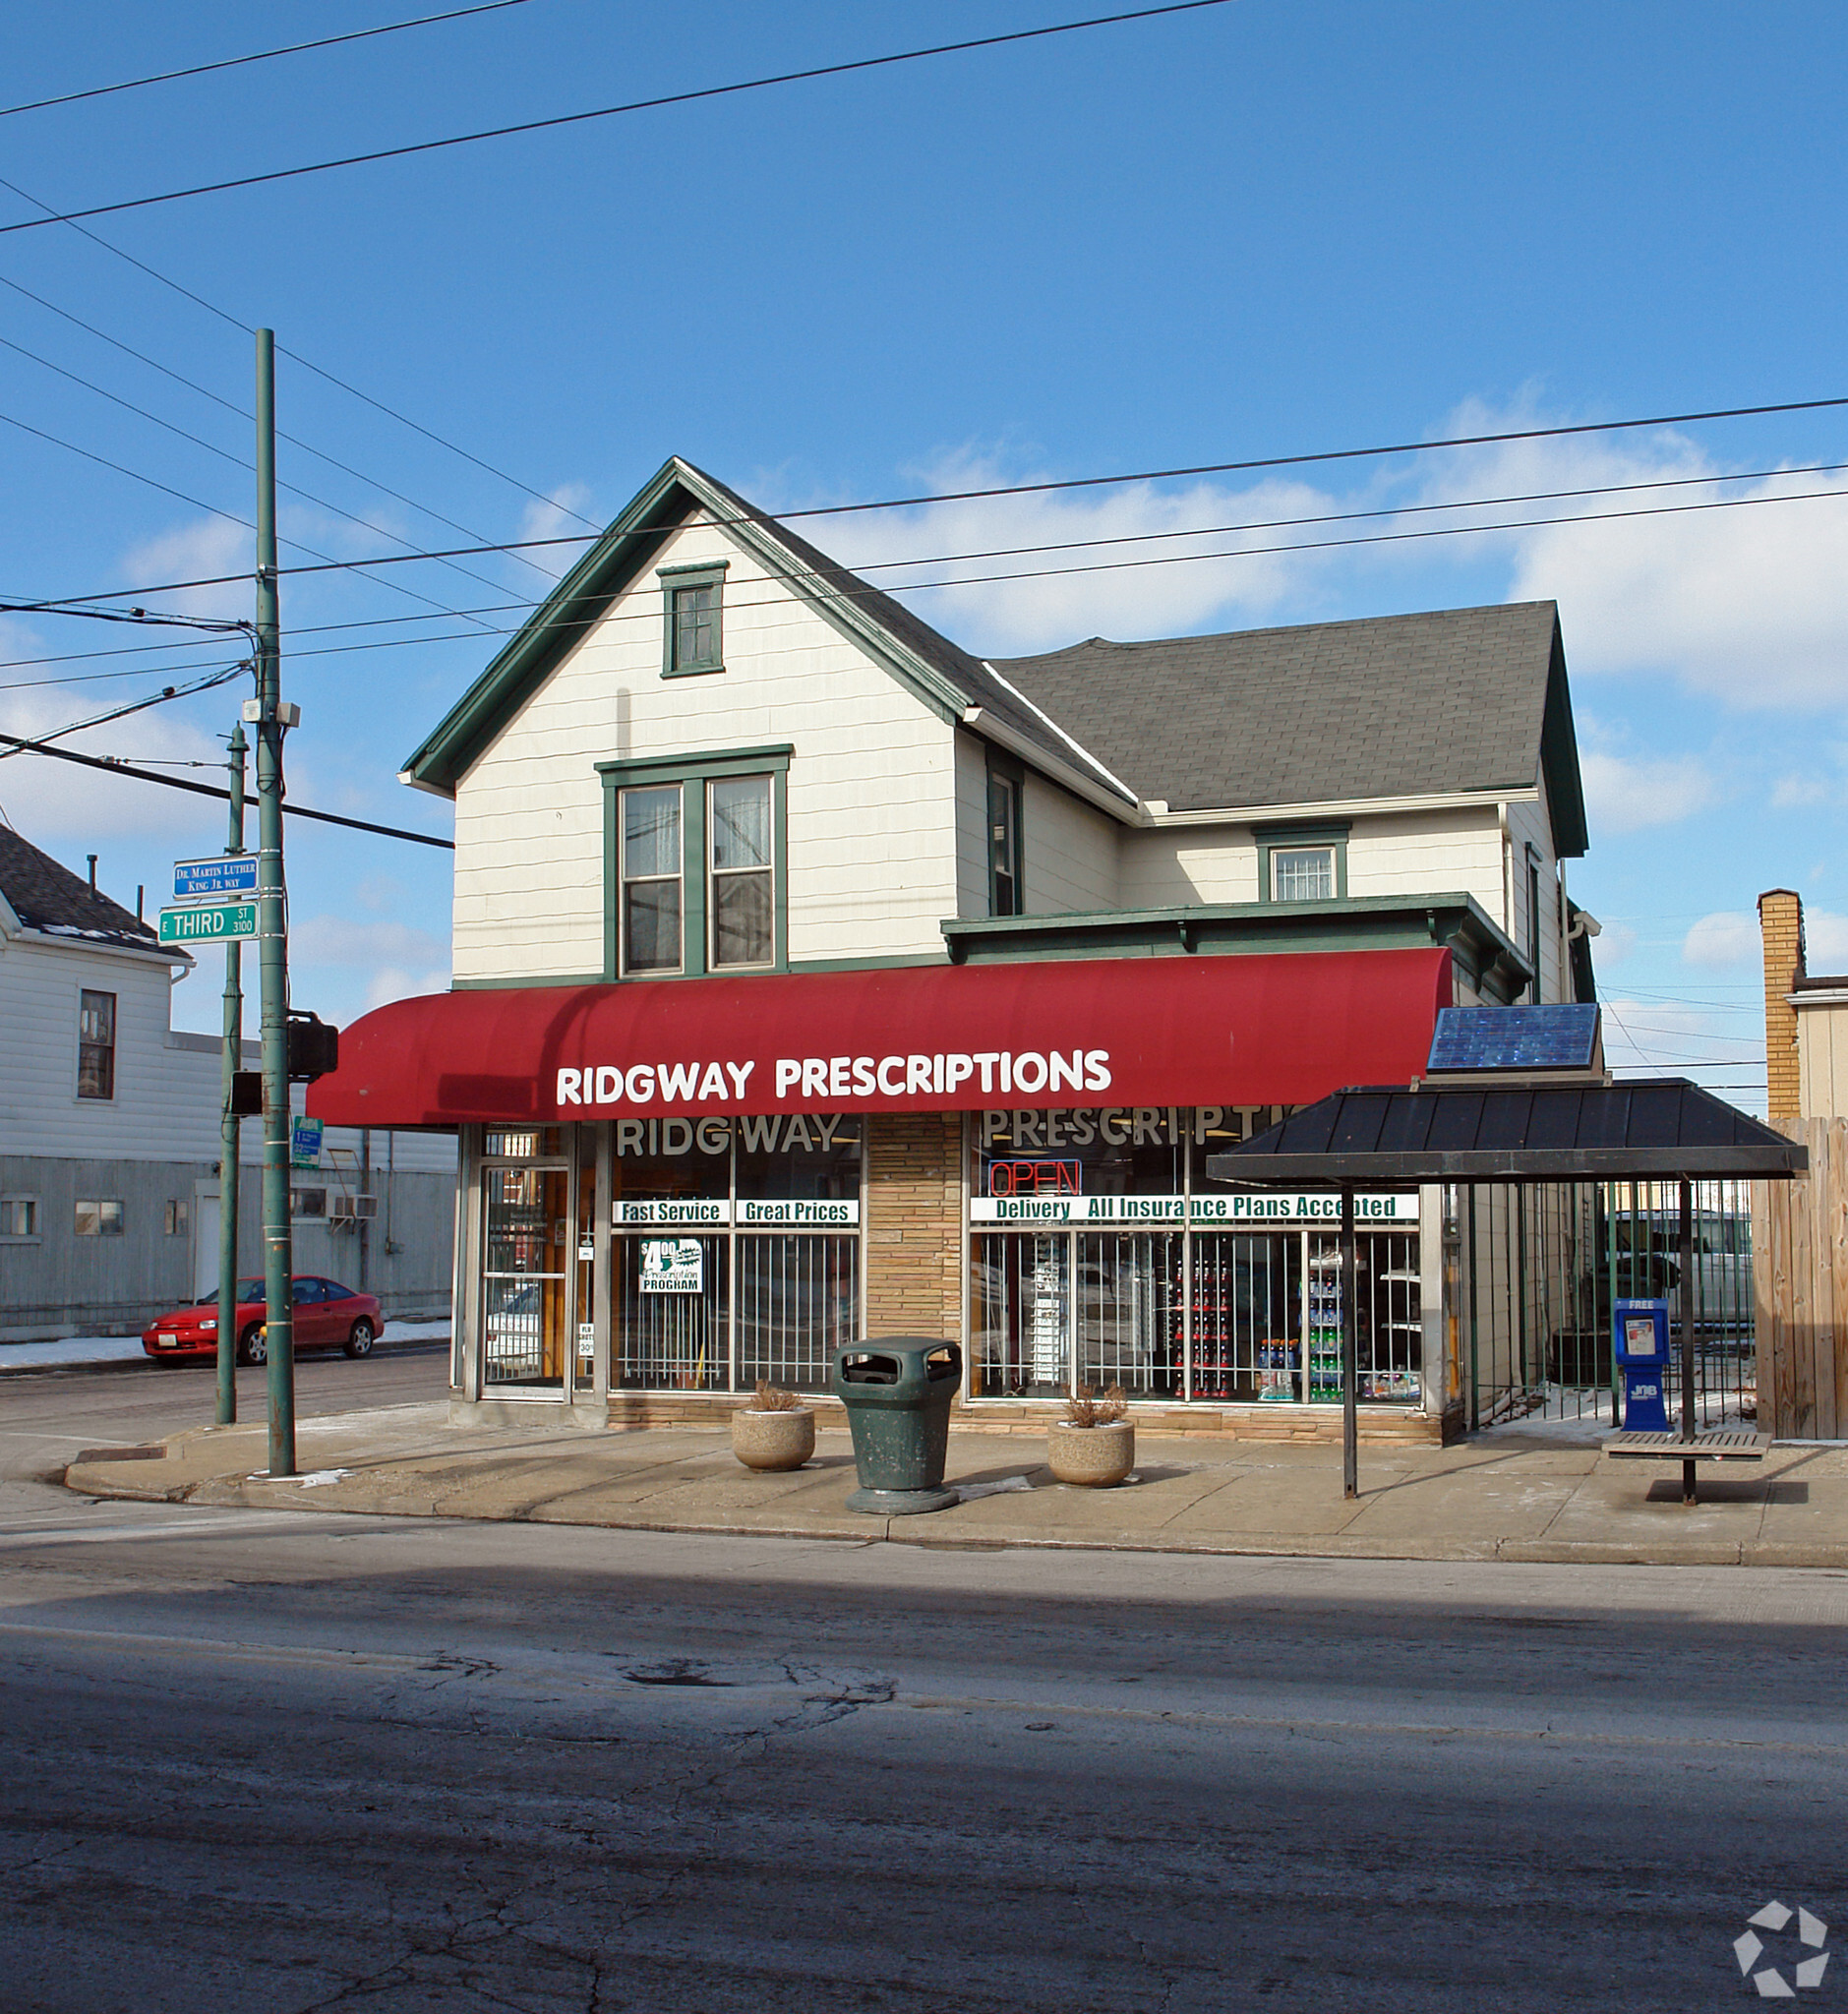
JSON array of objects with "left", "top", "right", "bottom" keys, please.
[
  {"left": 214, "top": 721, "right": 248, "bottom": 1428},
  {"left": 253, "top": 328, "right": 296, "bottom": 1478}
]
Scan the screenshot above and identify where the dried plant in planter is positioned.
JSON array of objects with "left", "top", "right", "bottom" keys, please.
[
  {"left": 1061, "top": 1384, "right": 1128, "bottom": 1428},
  {"left": 753, "top": 1380, "right": 803, "bottom": 1412}
]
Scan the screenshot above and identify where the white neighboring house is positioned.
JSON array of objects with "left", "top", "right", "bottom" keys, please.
[{"left": 0, "top": 820, "right": 456, "bottom": 1340}]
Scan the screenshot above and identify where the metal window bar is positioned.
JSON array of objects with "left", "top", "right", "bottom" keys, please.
[
  {"left": 611, "top": 1233, "right": 728, "bottom": 1391},
  {"left": 1188, "top": 1232, "right": 1294, "bottom": 1401},
  {"left": 735, "top": 1233, "right": 860, "bottom": 1392},
  {"left": 1466, "top": 1179, "right": 1757, "bottom": 1430},
  {"left": 1076, "top": 1231, "right": 1181, "bottom": 1395},
  {"left": 971, "top": 1231, "right": 1071, "bottom": 1397}
]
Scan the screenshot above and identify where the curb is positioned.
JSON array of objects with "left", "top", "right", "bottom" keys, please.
[{"left": 0, "top": 1337, "right": 448, "bottom": 1383}]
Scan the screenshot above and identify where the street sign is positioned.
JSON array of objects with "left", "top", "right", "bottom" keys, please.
[
  {"left": 173, "top": 855, "right": 258, "bottom": 900},
  {"left": 290, "top": 1116, "right": 324, "bottom": 1168},
  {"left": 158, "top": 902, "right": 259, "bottom": 945}
]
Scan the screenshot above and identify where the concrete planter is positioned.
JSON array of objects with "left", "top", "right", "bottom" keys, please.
[
  {"left": 1046, "top": 1419, "right": 1135, "bottom": 1487},
  {"left": 731, "top": 1407, "right": 815, "bottom": 1472}
]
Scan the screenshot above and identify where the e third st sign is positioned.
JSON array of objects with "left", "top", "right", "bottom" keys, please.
[{"left": 158, "top": 901, "right": 258, "bottom": 946}]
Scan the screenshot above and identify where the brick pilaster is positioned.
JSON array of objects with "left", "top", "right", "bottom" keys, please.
[
  {"left": 1759, "top": 889, "right": 1806, "bottom": 1121},
  {"left": 864, "top": 1112, "right": 962, "bottom": 1339}
]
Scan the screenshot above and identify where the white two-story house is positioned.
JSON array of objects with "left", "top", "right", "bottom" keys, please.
[
  {"left": 312, "top": 456, "right": 1592, "bottom": 1436},
  {"left": 0, "top": 821, "right": 456, "bottom": 1340}
]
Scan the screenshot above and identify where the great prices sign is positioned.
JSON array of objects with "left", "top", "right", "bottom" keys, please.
[{"left": 309, "top": 948, "right": 1453, "bottom": 1127}]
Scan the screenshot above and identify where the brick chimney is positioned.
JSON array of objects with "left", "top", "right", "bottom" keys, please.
[{"left": 1759, "top": 889, "right": 1806, "bottom": 1121}]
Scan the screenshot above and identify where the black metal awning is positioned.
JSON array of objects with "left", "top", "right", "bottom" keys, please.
[{"left": 1205, "top": 1077, "right": 1806, "bottom": 1187}]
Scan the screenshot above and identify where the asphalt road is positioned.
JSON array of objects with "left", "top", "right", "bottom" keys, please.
[{"left": 1, "top": 1360, "right": 1844, "bottom": 2013}]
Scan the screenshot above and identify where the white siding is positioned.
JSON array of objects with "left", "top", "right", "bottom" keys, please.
[
  {"left": 0, "top": 932, "right": 195, "bottom": 1160},
  {"left": 1118, "top": 828, "right": 1260, "bottom": 908},
  {"left": 450, "top": 519, "right": 960, "bottom": 979},
  {"left": 1505, "top": 785, "right": 1565, "bottom": 1002},
  {"left": 953, "top": 730, "right": 990, "bottom": 919},
  {"left": 1798, "top": 1002, "right": 1848, "bottom": 1119},
  {"left": 1345, "top": 806, "right": 1503, "bottom": 914},
  {"left": 1021, "top": 772, "right": 1117, "bottom": 914}
]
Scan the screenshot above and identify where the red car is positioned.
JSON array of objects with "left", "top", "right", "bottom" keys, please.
[{"left": 142, "top": 1275, "right": 385, "bottom": 1364}]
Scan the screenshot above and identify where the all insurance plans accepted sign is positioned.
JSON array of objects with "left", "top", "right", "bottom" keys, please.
[{"left": 970, "top": 1192, "right": 1420, "bottom": 1225}]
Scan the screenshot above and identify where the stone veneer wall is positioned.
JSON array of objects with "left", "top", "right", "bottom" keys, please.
[{"left": 864, "top": 1111, "right": 962, "bottom": 1340}]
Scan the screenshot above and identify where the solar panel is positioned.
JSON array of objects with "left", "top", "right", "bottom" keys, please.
[{"left": 1426, "top": 1004, "right": 1600, "bottom": 1074}]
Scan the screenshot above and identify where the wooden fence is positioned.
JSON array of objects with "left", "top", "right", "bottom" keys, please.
[{"left": 1753, "top": 1117, "right": 1848, "bottom": 1439}]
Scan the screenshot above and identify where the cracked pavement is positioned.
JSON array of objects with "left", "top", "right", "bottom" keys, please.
[{"left": 2, "top": 1357, "right": 1847, "bottom": 2010}]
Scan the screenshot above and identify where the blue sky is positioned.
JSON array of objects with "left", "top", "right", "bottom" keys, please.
[{"left": 4, "top": 0, "right": 1848, "bottom": 1110}]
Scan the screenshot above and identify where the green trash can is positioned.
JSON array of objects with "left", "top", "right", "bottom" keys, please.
[{"left": 832, "top": 1338, "right": 962, "bottom": 1515}]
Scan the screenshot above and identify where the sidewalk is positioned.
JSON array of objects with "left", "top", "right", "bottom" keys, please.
[{"left": 60, "top": 1404, "right": 1848, "bottom": 1567}]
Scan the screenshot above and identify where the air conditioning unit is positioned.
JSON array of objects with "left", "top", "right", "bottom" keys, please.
[{"left": 329, "top": 1193, "right": 379, "bottom": 1223}]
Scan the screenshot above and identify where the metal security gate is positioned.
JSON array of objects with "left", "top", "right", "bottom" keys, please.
[
  {"left": 1463, "top": 1179, "right": 1757, "bottom": 1430},
  {"left": 735, "top": 1234, "right": 860, "bottom": 1391}
]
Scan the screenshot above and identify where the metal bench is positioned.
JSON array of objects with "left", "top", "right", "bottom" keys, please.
[{"left": 1604, "top": 1429, "right": 1773, "bottom": 1504}]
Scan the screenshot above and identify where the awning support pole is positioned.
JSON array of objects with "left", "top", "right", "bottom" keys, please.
[
  {"left": 1679, "top": 1176, "right": 1697, "bottom": 1505},
  {"left": 1341, "top": 1182, "right": 1358, "bottom": 1500}
]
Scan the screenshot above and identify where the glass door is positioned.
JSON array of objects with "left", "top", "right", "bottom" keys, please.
[{"left": 482, "top": 1163, "right": 571, "bottom": 1391}]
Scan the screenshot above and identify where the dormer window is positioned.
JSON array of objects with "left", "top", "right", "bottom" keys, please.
[{"left": 659, "top": 560, "right": 727, "bottom": 677}]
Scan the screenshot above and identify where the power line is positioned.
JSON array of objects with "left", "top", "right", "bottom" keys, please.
[
  {"left": 0, "top": 663, "right": 247, "bottom": 764},
  {"left": 27, "top": 391, "right": 1848, "bottom": 612},
  {"left": 0, "top": 2, "right": 1234, "bottom": 237},
  {"left": 21, "top": 462, "right": 1848, "bottom": 629},
  {"left": 0, "top": 266, "right": 568, "bottom": 577},
  {"left": 0, "top": 401, "right": 522, "bottom": 634},
  {"left": 0, "top": 1, "right": 536, "bottom": 120},
  {"left": 0, "top": 328, "right": 522, "bottom": 616},
  {"left": 0, "top": 724, "right": 453, "bottom": 849},
  {"left": 12, "top": 451, "right": 1848, "bottom": 678}
]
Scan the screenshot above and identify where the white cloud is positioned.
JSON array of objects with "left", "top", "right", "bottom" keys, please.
[
  {"left": 1588, "top": 918, "right": 1637, "bottom": 968},
  {"left": 1683, "top": 912, "right": 1759, "bottom": 969},
  {"left": 1802, "top": 908, "right": 1848, "bottom": 971},
  {"left": 1772, "top": 773, "right": 1832, "bottom": 808},
  {"left": 362, "top": 964, "right": 451, "bottom": 1010},
  {"left": 1600, "top": 996, "right": 1764, "bottom": 1086},
  {"left": 819, "top": 449, "right": 1356, "bottom": 655},
  {"left": 1578, "top": 747, "right": 1714, "bottom": 834},
  {"left": 0, "top": 683, "right": 227, "bottom": 846},
  {"left": 119, "top": 517, "right": 252, "bottom": 624},
  {"left": 290, "top": 914, "right": 449, "bottom": 969}
]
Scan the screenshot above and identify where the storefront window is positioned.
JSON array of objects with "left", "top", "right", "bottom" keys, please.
[
  {"left": 600, "top": 1113, "right": 863, "bottom": 1393},
  {"left": 971, "top": 1107, "right": 1422, "bottom": 1406}
]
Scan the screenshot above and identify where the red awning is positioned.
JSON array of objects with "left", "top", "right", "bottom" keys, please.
[{"left": 308, "top": 949, "right": 1453, "bottom": 1128}]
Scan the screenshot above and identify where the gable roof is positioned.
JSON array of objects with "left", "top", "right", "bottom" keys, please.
[
  {"left": 0, "top": 821, "right": 167, "bottom": 953},
  {"left": 990, "top": 601, "right": 1588, "bottom": 855},
  {"left": 401, "top": 460, "right": 1586, "bottom": 858},
  {"left": 402, "top": 456, "right": 1117, "bottom": 802}
]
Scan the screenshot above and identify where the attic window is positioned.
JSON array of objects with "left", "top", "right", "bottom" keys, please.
[
  {"left": 659, "top": 560, "right": 728, "bottom": 678},
  {"left": 1255, "top": 821, "right": 1350, "bottom": 906}
]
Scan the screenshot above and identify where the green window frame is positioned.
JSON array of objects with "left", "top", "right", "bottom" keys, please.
[
  {"left": 1255, "top": 821, "right": 1350, "bottom": 904},
  {"left": 986, "top": 752, "right": 1024, "bottom": 918},
  {"left": 597, "top": 744, "right": 792, "bottom": 980},
  {"left": 659, "top": 560, "right": 728, "bottom": 678}
]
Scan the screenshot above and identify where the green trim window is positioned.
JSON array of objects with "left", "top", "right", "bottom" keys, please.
[
  {"left": 987, "top": 756, "right": 1023, "bottom": 918},
  {"left": 1256, "top": 821, "right": 1350, "bottom": 905},
  {"left": 709, "top": 774, "right": 774, "bottom": 968},
  {"left": 659, "top": 560, "right": 728, "bottom": 677},
  {"left": 620, "top": 785, "right": 685, "bottom": 974},
  {"left": 598, "top": 745, "right": 792, "bottom": 980},
  {"left": 1525, "top": 844, "right": 1543, "bottom": 1003}
]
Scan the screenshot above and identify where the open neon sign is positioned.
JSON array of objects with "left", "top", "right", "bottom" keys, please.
[{"left": 988, "top": 1158, "right": 1081, "bottom": 1198}]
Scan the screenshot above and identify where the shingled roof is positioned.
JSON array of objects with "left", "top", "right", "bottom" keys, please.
[
  {"left": 990, "top": 601, "right": 1586, "bottom": 852},
  {"left": 0, "top": 822, "right": 167, "bottom": 953},
  {"left": 403, "top": 461, "right": 1586, "bottom": 856}
]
